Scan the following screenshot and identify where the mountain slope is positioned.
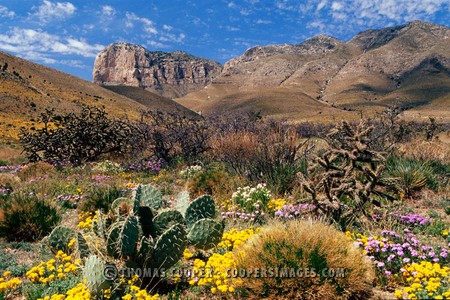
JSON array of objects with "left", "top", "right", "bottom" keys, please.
[
  {"left": 176, "top": 21, "right": 450, "bottom": 122},
  {"left": 0, "top": 50, "right": 193, "bottom": 141}
]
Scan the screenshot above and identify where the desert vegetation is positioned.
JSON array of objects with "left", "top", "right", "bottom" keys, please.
[{"left": 0, "top": 104, "right": 449, "bottom": 299}]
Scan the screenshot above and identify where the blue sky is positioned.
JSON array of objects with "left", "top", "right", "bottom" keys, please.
[{"left": 0, "top": 0, "right": 449, "bottom": 81}]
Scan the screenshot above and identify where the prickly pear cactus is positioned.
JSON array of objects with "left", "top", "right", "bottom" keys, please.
[
  {"left": 176, "top": 191, "right": 190, "bottom": 216},
  {"left": 152, "top": 224, "right": 187, "bottom": 269},
  {"left": 132, "top": 184, "right": 163, "bottom": 211},
  {"left": 185, "top": 195, "right": 216, "bottom": 227},
  {"left": 106, "top": 222, "right": 123, "bottom": 258},
  {"left": 152, "top": 209, "right": 185, "bottom": 236},
  {"left": 119, "top": 215, "right": 140, "bottom": 257},
  {"left": 187, "top": 218, "right": 224, "bottom": 250},
  {"left": 48, "top": 226, "right": 76, "bottom": 254},
  {"left": 77, "top": 232, "right": 90, "bottom": 258},
  {"left": 136, "top": 236, "right": 154, "bottom": 266},
  {"left": 111, "top": 197, "right": 132, "bottom": 216},
  {"left": 138, "top": 206, "right": 155, "bottom": 238},
  {"left": 83, "top": 255, "right": 111, "bottom": 296},
  {"left": 92, "top": 210, "right": 106, "bottom": 238}
]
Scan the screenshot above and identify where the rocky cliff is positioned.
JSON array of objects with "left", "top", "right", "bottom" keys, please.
[{"left": 93, "top": 43, "right": 222, "bottom": 98}]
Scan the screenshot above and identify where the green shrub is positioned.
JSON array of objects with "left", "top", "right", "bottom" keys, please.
[
  {"left": 78, "top": 184, "right": 123, "bottom": 213},
  {"left": 186, "top": 164, "right": 246, "bottom": 200},
  {"left": 0, "top": 192, "right": 61, "bottom": 242},
  {"left": 235, "top": 220, "right": 374, "bottom": 299}
]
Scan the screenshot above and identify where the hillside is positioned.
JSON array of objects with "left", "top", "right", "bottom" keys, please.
[
  {"left": 0, "top": 50, "right": 194, "bottom": 141},
  {"left": 175, "top": 21, "right": 450, "bottom": 122}
]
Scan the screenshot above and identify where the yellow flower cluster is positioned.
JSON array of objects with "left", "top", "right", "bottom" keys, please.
[
  {"left": 218, "top": 199, "right": 237, "bottom": 211},
  {"left": 26, "top": 251, "right": 80, "bottom": 283},
  {"left": 345, "top": 231, "right": 390, "bottom": 255},
  {"left": 395, "top": 261, "right": 450, "bottom": 299},
  {"left": 189, "top": 253, "right": 242, "bottom": 294},
  {"left": 218, "top": 227, "right": 260, "bottom": 250},
  {"left": 183, "top": 248, "right": 194, "bottom": 260},
  {"left": 443, "top": 230, "right": 449, "bottom": 237},
  {"left": 122, "top": 285, "right": 159, "bottom": 300},
  {"left": 38, "top": 282, "right": 90, "bottom": 300},
  {"left": 267, "top": 198, "right": 287, "bottom": 213},
  {"left": 125, "top": 182, "right": 137, "bottom": 189},
  {"left": 77, "top": 212, "right": 97, "bottom": 229},
  {"left": 0, "top": 271, "right": 21, "bottom": 293}
]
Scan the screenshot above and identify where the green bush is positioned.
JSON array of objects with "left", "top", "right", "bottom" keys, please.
[
  {"left": 0, "top": 192, "right": 61, "bottom": 242},
  {"left": 78, "top": 184, "right": 123, "bottom": 213}
]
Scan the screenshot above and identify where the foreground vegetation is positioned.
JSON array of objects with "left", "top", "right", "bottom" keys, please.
[{"left": 0, "top": 105, "right": 449, "bottom": 299}]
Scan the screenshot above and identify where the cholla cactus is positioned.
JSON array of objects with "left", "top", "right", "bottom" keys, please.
[{"left": 301, "top": 121, "right": 389, "bottom": 228}]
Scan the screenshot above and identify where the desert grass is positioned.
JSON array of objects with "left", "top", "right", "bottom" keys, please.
[{"left": 235, "top": 220, "right": 374, "bottom": 300}]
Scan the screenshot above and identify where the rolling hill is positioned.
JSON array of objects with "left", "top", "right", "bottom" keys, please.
[{"left": 0, "top": 50, "right": 194, "bottom": 141}]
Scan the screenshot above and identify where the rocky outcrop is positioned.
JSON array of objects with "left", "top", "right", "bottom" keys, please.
[{"left": 93, "top": 43, "right": 222, "bottom": 98}]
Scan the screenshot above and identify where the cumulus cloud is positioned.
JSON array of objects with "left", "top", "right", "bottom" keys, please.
[
  {"left": 125, "top": 12, "right": 158, "bottom": 34},
  {"left": 0, "top": 5, "right": 15, "bottom": 18},
  {"left": 256, "top": 19, "right": 272, "bottom": 24},
  {"left": 30, "top": 0, "right": 76, "bottom": 24},
  {"left": 0, "top": 27, "right": 104, "bottom": 62}
]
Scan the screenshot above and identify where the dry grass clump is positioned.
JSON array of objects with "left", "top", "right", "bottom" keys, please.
[
  {"left": 235, "top": 220, "right": 374, "bottom": 299},
  {"left": 17, "top": 161, "right": 57, "bottom": 181}
]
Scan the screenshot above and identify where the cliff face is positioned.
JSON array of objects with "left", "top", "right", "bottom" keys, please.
[{"left": 93, "top": 43, "right": 222, "bottom": 98}]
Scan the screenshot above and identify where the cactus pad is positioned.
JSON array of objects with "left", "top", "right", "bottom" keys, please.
[
  {"left": 187, "top": 218, "right": 223, "bottom": 250},
  {"left": 153, "top": 209, "right": 185, "bottom": 236},
  {"left": 176, "top": 191, "right": 190, "bottom": 216},
  {"left": 133, "top": 184, "right": 163, "bottom": 211},
  {"left": 185, "top": 195, "right": 216, "bottom": 227},
  {"left": 77, "top": 232, "right": 90, "bottom": 258},
  {"left": 48, "top": 226, "right": 76, "bottom": 254},
  {"left": 83, "top": 255, "right": 111, "bottom": 295},
  {"left": 152, "top": 224, "right": 187, "bottom": 269},
  {"left": 106, "top": 222, "right": 122, "bottom": 258},
  {"left": 120, "top": 215, "right": 140, "bottom": 257}
]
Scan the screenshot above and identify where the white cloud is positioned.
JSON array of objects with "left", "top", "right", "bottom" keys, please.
[
  {"left": 256, "top": 19, "right": 272, "bottom": 24},
  {"left": 30, "top": 0, "right": 76, "bottom": 24},
  {"left": 0, "top": 28, "right": 104, "bottom": 62},
  {"left": 316, "top": 0, "right": 328, "bottom": 11},
  {"left": 298, "top": 0, "right": 450, "bottom": 33},
  {"left": 0, "top": 5, "right": 15, "bottom": 18},
  {"left": 331, "top": 1, "right": 344, "bottom": 10},
  {"left": 101, "top": 5, "right": 115, "bottom": 17},
  {"left": 147, "top": 40, "right": 167, "bottom": 48},
  {"left": 125, "top": 12, "right": 158, "bottom": 35},
  {"left": 163, "top": 25, "right": 173, "bottom": 31},
  {"left": 228, "top": 2, "right": 236, "bottom": 8}
]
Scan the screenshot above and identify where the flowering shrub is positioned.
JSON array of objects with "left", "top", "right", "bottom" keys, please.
[
  {"left": 218, "top": 227, "right": 261, "bottom": 251},
  {"left": 121, "top": 285, "right": 159, "bottom": 300},
  {"left": 77, "top": 212, "right": 96, "bottom": 230},
  {"left": 39, "top": 282, "right": 90, "bottom": 300},
  {"left": 348, "top": 229, "right": 450, "bottom": 285},
  {"left": 179, "top": 165, "right": 202, "bottom": 179},
  {"left": 55, "top": 189, "right": 84, "bottom": 209},
  {"left": 0, "top": 271, "right": 21, "bottom": 297},
  {"left": 231, "top": 183, "right": 271, "bottom": 213},
  {"left": 274, "top": 203, "right": 316, "bottom": 220},
  {"left": 26, "top": 250, "right": 80, "bottom": 283},
  {"left": 266, "top": 198, "right": 287, "bottom": 214},
  {"left": 391, "top": 212, "right": 432, "bottom": 227},
  {"left": 220, "top": 210, "right": 265, "bottom": 223},
  {"left": 189, "top": 227, "right": 257, "bottom": 295},
  {"left": 128, "top": 158, "right": 166, "bottom": 173},
  {"left": 395, "top": 261, "right": 450, "bottom": 299}
]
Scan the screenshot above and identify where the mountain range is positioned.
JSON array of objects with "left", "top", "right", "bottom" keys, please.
[{"left": 0, "top": 20, "right": 449, "bottom": 140}]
